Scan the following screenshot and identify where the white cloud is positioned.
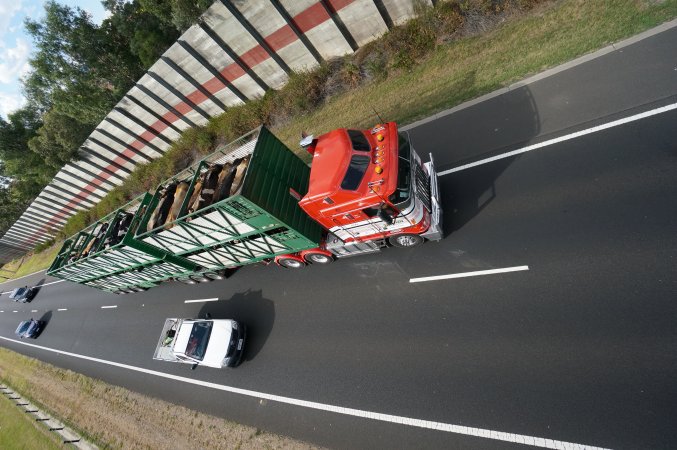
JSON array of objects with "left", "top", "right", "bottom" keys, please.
[
  {"left": 0, "top": 37, "right": 31, "bottom": 84},
  {"left": 0, "top": 0, "right": 24, "bottom": 40},
  {"left": 0, "top": 90, "right": 26, "bottom": 119}
]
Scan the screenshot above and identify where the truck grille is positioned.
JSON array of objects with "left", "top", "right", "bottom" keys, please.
[{"left": 415, "top": 164, "right": 432, "bottom": 212}]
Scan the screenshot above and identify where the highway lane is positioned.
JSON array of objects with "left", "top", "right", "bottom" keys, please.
[{"left": 2, "top": 24, "right": 677, "bottom": 450}]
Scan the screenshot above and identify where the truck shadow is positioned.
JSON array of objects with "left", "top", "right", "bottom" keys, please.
[
  {"left": 197, "top": 289, "right": 273, "bottom": 362},
  {"left": 31, "top": 278, "right": 47, "bottom": 299},
  {"left": 411, "top": 85, "right": 541, "bottom": 235}
]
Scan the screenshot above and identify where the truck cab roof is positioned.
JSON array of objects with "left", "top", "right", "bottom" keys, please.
[{"left": 299, "top": 123, "right": 400, "bottom": 228}]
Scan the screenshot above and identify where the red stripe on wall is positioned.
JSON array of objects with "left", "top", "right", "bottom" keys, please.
[{"left": 17, "top": 0, "right": 360, "bottom": 247}]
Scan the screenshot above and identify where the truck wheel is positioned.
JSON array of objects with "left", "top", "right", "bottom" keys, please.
[
  {"left": 304, "top": 252, "right": 334, "bottom": 264},
  {"left": 388, "top": 234, "right": 424, "bottom": 248},
  {"left": 277, "top": 257, "right": 306, "bottom": 269}
]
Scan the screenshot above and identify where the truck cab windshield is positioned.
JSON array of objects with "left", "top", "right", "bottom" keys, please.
[
  {"left": 389, "top": 133, "right": 412, "bottom": 208},
  {"left": 185, "top": 321, "right": 213, "bottom": 361}
]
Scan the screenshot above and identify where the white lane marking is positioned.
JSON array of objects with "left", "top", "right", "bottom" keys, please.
[
  {"left": 0, "top": 279, "right": 64, "bottom": 295},
  {"left": 0, "top": 336, "right": 608, "bottom": 450},
  {"left": 0, "top": 269, "right": 47, "bottom": 286},
  {"left": 439, "top": 102, "right": 677, "bottom": 175},
  {"left": 184, "top": 298, "right": 219, "bottom": 303},
  {"left": 31, "top": 310, "right": 38, "bottom": 313},
  {"left": 12, "top": 311, "right": 18, "bottom": 313},
  {"left": 410, "top": 266, "right": 529, "bottom": 283},
  {"left": 57, "top": 308, "right": 67, "bottom": 312},
  {"left": 101, "top": 305, "right": 117, "bottom": 309}
]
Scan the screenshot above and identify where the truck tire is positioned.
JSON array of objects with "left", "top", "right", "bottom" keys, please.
[
  {"left": 304, "top": 252, "right": 334, "bottom": 264},
  {"left": 388, "top": 234, "right": 424, "bottom": 248},
  {"left": 277, "top": 257, "right": 306, "bottom": 269}
]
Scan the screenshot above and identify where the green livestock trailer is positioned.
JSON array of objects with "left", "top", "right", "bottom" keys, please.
[
  {"left": 48, "top": 126, "right": 323, "bottom": 293},
  {"left": 136, "top": 126, "right": 323, "bottom": 273},
  {"left": 46, "top": 194, "right": 201, "bottom": 293}
]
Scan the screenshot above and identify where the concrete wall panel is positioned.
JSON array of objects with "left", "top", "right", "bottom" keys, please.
[
  {"left": 337, "top": 0, "right": 389, "bottom": 47},
  {"left": 381, "top": 0, "right": 429, "bottom": 25},
  {"left": 1, "top": 0, "right": 426, "bottom": 252}
]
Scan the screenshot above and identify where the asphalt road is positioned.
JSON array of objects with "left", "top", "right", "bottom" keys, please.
[{"left": 2, "top": 23, "right": 677, "bottom": 450}]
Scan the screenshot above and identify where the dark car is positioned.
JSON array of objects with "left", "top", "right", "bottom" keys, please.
[
  {"left": 15, "top": 319, "right": 44, "bottom": 339},
  {"left": 8, "top": 286, "right": 38, "bottom": 303}
]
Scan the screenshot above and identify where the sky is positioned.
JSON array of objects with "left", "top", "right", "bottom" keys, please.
[{"left": 0, "top": 0, "right": 109, "bottom": 120}]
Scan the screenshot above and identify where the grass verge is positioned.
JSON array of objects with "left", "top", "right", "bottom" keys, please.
[
  {"left": 0, "top": 386, "right": 63, "bottom": 450},
  {"left": 0, "top": 348, "right": 318, "bottom": 449}
]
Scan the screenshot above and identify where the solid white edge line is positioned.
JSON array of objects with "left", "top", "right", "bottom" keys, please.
[
  {"left": 439, "top": 103, "right": 677, "bottom": 175},
  {"left": 0, "top": 335, "right": 609, "bottom": 450},
  {"left": 101, "top": 306, "right": 118, "bottom": 309},
  {"left": 184, "top": 298, "right": 219, "bottom": 303},
  {"left": 0, "top": 279, "right": 64, "bottom": 295},
  {"left": 410, "top": 266, "right": 529, "bottom": 283}
]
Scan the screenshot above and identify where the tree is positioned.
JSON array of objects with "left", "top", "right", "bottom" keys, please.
[
  {"left": 102, "top": 0, "right": 180, "bottom": 68},
  {"left": 0, "top": 107, "right": 54, "bottom": 201},
  {"left": 28, "top": 110, "right": 92, "bottom": 169},
  {"left": 23, "top": 1, "right": 145, "bottom": 124}
]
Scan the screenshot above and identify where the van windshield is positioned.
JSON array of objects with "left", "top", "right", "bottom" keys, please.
[{"left": 184, "top": 321, "right": 213, "bottom": 361}]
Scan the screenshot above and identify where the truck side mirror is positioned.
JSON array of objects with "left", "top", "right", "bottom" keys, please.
[{"left": 191, "top": 363, "right": 198, "bottom": 370}]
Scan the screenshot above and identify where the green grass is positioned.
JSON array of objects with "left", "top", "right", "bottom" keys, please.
[
  {"left": 0, "top": 389, "right": 62, "bottom": 450},
  {"left": 275, "top": 0, "right": 677, "bottom": 144},
  {"left": 2, "top": 0, "right": 676, "bottom": 281}
]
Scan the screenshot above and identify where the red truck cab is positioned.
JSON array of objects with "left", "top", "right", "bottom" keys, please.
[{"left": 295, "top": 122, "right": 442, "bottom": 260}]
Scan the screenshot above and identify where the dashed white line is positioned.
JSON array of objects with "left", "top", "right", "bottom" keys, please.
[
  {"left": 410, "top": 266, "right": 529, "bottom": 283},
  {"left": 0, "top": 335, "right": 609, "bottom": 450},
  {"left": 57, "top": 308, "right": 67, "bottom": 312},
  {"left": 31, "top": 310, "right": 38, "bottom": 313},
  {"left": 184, "top": 298, "right": 219, "bottom": 303},
  {"left": 439, "top": 102, "right": 677, "bottom": 175},
  {"left": 101, "top": 305, "right": 117, "bottom": 309}
]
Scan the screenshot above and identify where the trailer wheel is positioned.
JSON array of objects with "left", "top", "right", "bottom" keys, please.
[
  {"left": 189, "top": 274, "right": 211, "bottom": 283},
  {"left": 203, "top": 271, "right": 225, "bottom": 280},
  {"left": 304, "top": 252, "right": 334, "bottom": 264},
  {"left": 277, "top": 257, "right": 306, "bottom": 269},
  {"left": 388, "top": 234, "right": 424, "bottom": 248},
  {"left": 177, "top": 276, "right": 198, "bottom": 285}
]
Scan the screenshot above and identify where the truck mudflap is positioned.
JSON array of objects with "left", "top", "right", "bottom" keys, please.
[{"left": 422, "top": 153, "right": 443, "bottom": 241}]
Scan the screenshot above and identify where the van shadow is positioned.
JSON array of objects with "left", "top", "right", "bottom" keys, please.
[{"left": 197, "top": 289, "right": 274, "bottom": 362}]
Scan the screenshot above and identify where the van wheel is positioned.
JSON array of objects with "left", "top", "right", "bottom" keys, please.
[
  {"left": 277, "top": 257, "right": 305, "bottom": 269},
  {"left": 388, "top": 234, "right": 424, "bottom": 248},
  {"left": 304, "top": 252, "right": 334, "bottom": 264}
]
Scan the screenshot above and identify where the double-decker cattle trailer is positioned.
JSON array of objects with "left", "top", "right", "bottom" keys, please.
[{"left": 48, "top": 123, "right": 441, "bottom": 293}]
